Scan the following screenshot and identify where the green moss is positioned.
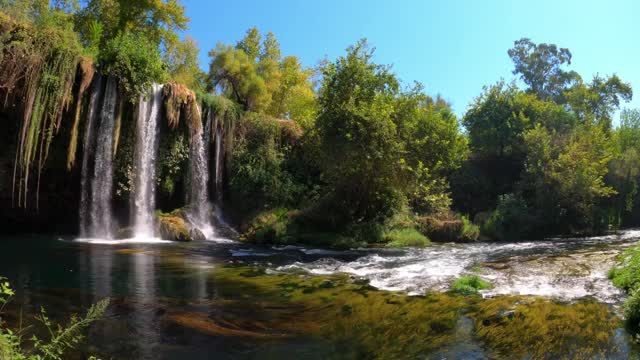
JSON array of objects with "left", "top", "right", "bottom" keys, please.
[
  {"left": 157, "top": 210, "right": 194, "bottom": 241},
  {"left": 469, "top": 296, "right": 619, "bottom": 359},
  {"left": 384, "top": 227, "right": 430, "bottom": 247},
  {"left": 450, "top": 275, "right": 491, "bottom": 294}
]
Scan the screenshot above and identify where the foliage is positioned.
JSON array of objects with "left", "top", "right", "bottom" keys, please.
[
  {"left": 229, "top": 113, "right": 306, "bottom": 213},
  {"left": 508, "top": 37, "right": 580, "bottom": 102},
  {"left": 481, "top": 193, "right": 533, "bottom": 241},
  {"left": 208, "top": 27, "right": 317, "bottom": 124},
  {"left": 610, "top": 246, "right": 640, "bottom": 334},
  {"left": 450, "top": 275, "right": 491, "bottom": 294},
  {"left": 314, "top": 39, "right": 467, "bottom": 227},
  {"left": 100, "top": 31, "right": 165, "bottom": 99},
  {"left": 521, "top": 124, "right": 616, "bottom": 234},
  {"left": 0, "top": 277, "right": 109, "bottom": 359},
  {"left": 384, "top": 227, "right": 429, "bottom": 247},
  {"left": 165, "top": 36, "right": 205, "bottom": 91},
  {"left": 416, "top": 213, "right": 479, "bottom": 242},
  {"left": 75, "top": 0, "right": 188, "bottom": 53}
]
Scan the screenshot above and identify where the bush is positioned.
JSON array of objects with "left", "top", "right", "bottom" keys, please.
[
  {"left": 481, "top": 193, "right": 533, "bottom": 241},
  {"left": 0, "top": 277, "right": 109, "bottom": 359},
  {"left": 624, "top": 289, "right": 640, "bottom": 333},
  {"left": 450, "top": 275, "right": 492, "bottom": 294},
  {"left": 100, "top": 31, "right": 166, "bottom": 98},
  {"left": 384, "top": 227, "right": 430, "bottom": 247},
  {"left": 609, "top": 246, "right": 640, "bottom": 333},
  {"left": 608, "top": 247, "right": 640, "bottom": 292},
  {"left": 417, "top": 212, "right": 480, "bottom": 242}
]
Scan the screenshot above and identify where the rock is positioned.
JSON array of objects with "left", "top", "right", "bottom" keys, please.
[
  {"left": 158, "top": 214, "right": 192, "bottom": 241},
  {"left": 190, "top": 227, "right": 206, "bottom": 241},
  {"left": 115, "top": 227, "right": 135, "bottom": 239}
]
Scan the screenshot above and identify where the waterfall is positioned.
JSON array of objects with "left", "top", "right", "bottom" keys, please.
[
  {"left": 79, "top": 76, "right": 118, "bottom": 239},
  {"left": 133, "top": 84, "right": 162, "bottom": 239},
  {"left": 187, "top": 105, "right": 214, "bottom": 238},
  {"left": 213, "top": 127, "right": 224, "bottom": 202},
  {"left": 79, "top": 76, "right": 102, "bottom": 237}
]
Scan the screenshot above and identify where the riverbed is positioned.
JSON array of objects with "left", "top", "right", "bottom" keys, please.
[{"left": 0, "top": 231, "right": 639, "bottom": 359}]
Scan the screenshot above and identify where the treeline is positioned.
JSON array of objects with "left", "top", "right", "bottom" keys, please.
[{"left": 0, "top": 0, "right": 637, "bottom": 245}]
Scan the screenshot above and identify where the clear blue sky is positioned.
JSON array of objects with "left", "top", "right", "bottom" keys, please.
[{"left": 182, "top": 0, "right": 639, "bottom": 121}]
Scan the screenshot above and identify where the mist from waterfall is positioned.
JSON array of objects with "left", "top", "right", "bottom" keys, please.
[
  {"left": 79, "top": 76, "right": 118, "bottom": 239},
  {"left": 187, "top": 105, "right": 214, "bottom": 238},
  {"left": 133, "top": 84, "right": 163, "bottom": 239}
]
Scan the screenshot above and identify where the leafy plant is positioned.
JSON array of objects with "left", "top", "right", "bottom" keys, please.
[{"left": 0, "top": 277, "right": 109, "bottom": 360}]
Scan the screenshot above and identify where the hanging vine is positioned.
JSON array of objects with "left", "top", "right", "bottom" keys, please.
[{"left": 0, "top": 13, "right": 83, "bottom": 208}]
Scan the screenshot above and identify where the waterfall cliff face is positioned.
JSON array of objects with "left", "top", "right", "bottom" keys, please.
[
  {"left": 187, "top": 105, "right": 214, "bottom": 238},
  {"left": 79, "top": 76, "right": 118, "bottom": 239},
  {"left": 133, "top": 84, "right": 163, "bottom": 238}
]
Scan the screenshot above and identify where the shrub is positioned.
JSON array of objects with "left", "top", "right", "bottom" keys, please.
[
  {"left": 608, "top": 246, "right": 640, "bottom": 292},
  {"left": 0, "top": 277, "right": 109, "bottom": 359},
  {"left": 417, "top": 212, "right": 480, "bottom": 242},
  {"left": 481, "top": 193, "right": 533, "bottom": 241},
  {"left": 384, "top": 227, "right": 430, "bottom": 247},
  {"left": 100, "top": 31, "right": 166, "bottom": 99},
  {"left": 450, "top": 275, "right": 492, "bottom": 294},
  {"left": 624, "top": 289, "right": 640, "bottom": 333}
]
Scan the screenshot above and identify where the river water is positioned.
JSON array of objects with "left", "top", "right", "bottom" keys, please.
[{"left": 0, "top": 231, "right": 639, "bottom": 359}]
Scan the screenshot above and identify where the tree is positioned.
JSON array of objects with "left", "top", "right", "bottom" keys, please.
[
  {"left": 165, "top": 35, "right": 205, "bottom": 91},
  {"left": 463, "top": 82, "right": 575, "bottom": 158},
  {"left": 75, "top": 0, "right": 188, "bottom": 52},
  {"left": 207, "top": 43, "right": 269, "bottom": 111},
  {"left": 565, "top": 74, "right": 633, "bottom": 128},
  {"left": 315, "top": 39, "right": 467, "bottom": 225},
  {"left": 522, "top": 124, "right": 615, "bottom": 233},
  {"left": 508, "top": 38, "right": 581, "bottom": 102}
]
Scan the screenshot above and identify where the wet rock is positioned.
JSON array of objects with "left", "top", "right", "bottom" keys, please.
[
  {"left": 158, "top": 214, "right": 191, "bottom": 241},
  {"left": 482, "top": 261, "right": 511, "bottom": 270},
  {"left": 115, "top": 226, "right": 135, "bottom": 239},
  {"left": 190, "top": 227, "right": 206, "bottom": 241}
]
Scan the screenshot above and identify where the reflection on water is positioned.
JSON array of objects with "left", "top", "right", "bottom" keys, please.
[{"left": 0, "top": 232, "right": 639, "bottom": 359}]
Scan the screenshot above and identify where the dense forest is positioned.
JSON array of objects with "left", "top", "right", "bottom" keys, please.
[
  {"left": 2, "top": 1, "right": 640, "bottom": 359},
  {"left": 0, "top": 0, "right": 638, "bottom": 247}
]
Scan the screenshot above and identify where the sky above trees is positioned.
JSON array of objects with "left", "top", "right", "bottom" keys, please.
[{"left": 182, "top": 0, "right": 639, "bottom": 121}]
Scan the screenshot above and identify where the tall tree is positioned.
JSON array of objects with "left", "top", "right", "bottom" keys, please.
[{"left": 508, "top": 38, "right": 581, "bottom": 102}]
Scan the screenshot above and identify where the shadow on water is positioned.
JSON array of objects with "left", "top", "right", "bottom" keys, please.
[{"left": 0, "top": 234, "right": 640, "bottom": 359}]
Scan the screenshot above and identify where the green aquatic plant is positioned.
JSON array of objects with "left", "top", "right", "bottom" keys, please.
[
  {"left": 450, "top": 275, "right": 491, "bottom": 294},
  {"left": 610, "top": 245, "right": 640, "bottom": 334},
  {"left": 470, "top": 296, "right": 619, "bottom": 359},
  {"left": 0, "top": 277, "right": 109, "bottom": 360}
]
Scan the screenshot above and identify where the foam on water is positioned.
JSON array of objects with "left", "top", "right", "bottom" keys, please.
[
  {"left": 74, "top": 237, "right": 172, "bottom": 245},
  {"left": 274, "top": 230, "right": 640, "bottom": 302}
]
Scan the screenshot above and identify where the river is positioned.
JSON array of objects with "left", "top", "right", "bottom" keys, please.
[{"left": 0, "top": 231, "right": 639, "bottom": 359}]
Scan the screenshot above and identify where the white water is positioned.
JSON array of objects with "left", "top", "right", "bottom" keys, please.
[
  {"left": 79, "top": 76, "right": 102, "bottom": 237},
  {"left": 214, "top": 127, "right": 224, "bottom": 202},
  {"left": 187, "top": 105, "right": 214, "bottom": 238},
  {"left": 133, "top": 84, "right": 163, "bottom": 239},
  {"left": 79, "top": 76, "right": 118, "bottom": 239},
  {"left": 271, "top": 230, "right": 640, "bottom": 303}
]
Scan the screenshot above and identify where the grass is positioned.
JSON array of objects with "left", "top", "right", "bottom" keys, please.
[
  {"left": 450, "top": 275, "right": 492, "bottom": 294},
  {"left": 384, "top": 227, "right": 430, "bottom": 247}
]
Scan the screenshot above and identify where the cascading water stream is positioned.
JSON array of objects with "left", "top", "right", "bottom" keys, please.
[
  {"left": 79, "top": 76, "right": 102, "bottom": 237},
  {"left": 187, "top": 105, "right": 214, "bottom": 238},
  {"left": 133, "top": 84, "right": 163, "bottom": 239},
  {"left": 79, "top": 76, "right": 118, "bottom": 239},
  {"left": 214, "top": 127, "right": 224, "bottom": 202}
]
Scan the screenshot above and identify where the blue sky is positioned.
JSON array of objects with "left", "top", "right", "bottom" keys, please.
[{"left": 183, "top": 0, "right": 639, "bottom": 121}]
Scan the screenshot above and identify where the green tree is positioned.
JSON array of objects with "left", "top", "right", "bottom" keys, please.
[
  {"left": 315, "top": 39, "right": 466, "bottom": 225},
  {"left": 522, "top": 124, "right": 615, "bottom": 233},
  {"left": 508, "top": 38, "right": 581, "bottom": 102},
  {"left": 165, "top": 35, "right": 205, "bottom": 91}
]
